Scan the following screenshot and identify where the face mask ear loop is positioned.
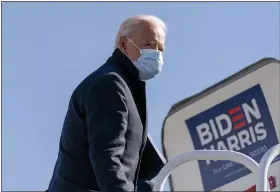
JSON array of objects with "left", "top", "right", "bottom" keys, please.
[{"left": 126, "top": 37, "right": 142, "bottom": 57}]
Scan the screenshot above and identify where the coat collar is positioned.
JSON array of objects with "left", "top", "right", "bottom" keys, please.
[{"left": 112, "top": 48, "right": 143, "bottom": 82}]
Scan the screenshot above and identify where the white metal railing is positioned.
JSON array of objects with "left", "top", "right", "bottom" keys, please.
[
  {"left": 153, "top": 150, "right": 259, "bottom": 191},
  {"left": 257, "top": 144, "right": 280, "bottom": 191}
]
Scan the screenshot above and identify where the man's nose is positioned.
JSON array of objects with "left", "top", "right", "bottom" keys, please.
[{"left": 152, "top": 44, "right": 159, "bottom": 51}]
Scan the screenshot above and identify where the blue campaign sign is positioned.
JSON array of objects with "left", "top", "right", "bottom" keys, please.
[{"left": 185, "top": 84, "right": 279, "bottom": 191}]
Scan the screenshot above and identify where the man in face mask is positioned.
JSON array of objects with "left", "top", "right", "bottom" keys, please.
[
  {"left": 47, "top": 15, "right": 167, "bottom": 192},
  {"left": 118, "top": 18, "right": 165, "bottom": 80}
]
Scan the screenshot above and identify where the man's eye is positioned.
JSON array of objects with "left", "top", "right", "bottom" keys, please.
[{"left": 144, "top": 43, "right": 151, "bottom": 47}]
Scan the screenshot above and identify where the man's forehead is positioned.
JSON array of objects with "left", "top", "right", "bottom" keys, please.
[{"left": 133, "top": 24, "right": 165, "bottom": 42}]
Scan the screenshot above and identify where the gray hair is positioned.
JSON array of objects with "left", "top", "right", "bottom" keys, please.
[{"left": 114, "top": 15, "right": 167, "bottom": 48}]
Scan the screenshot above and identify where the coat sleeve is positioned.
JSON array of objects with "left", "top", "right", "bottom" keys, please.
[{"left": 85, "top": 74, "right": 133, "bottom": 192}]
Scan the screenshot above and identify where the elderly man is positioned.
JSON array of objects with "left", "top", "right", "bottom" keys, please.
[{"left": 47, "top": 15, "right": 167, "bottom": 192}]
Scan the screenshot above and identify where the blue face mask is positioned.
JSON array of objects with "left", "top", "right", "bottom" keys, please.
[{"left": 127, "top": 39, "right": 164, "bottom": 81}]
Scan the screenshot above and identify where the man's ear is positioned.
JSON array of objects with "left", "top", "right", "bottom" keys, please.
[{"left": 119, "top": 36, "right": 127, "bottom": 52}]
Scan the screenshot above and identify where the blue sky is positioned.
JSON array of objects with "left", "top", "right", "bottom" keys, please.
[{"left": 2, "top": 2, "right": 279, "bottom": 191}]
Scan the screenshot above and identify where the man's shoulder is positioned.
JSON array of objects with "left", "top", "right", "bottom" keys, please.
[{"left": 73, "top": 60, "right": 126, "bottom": 98}]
